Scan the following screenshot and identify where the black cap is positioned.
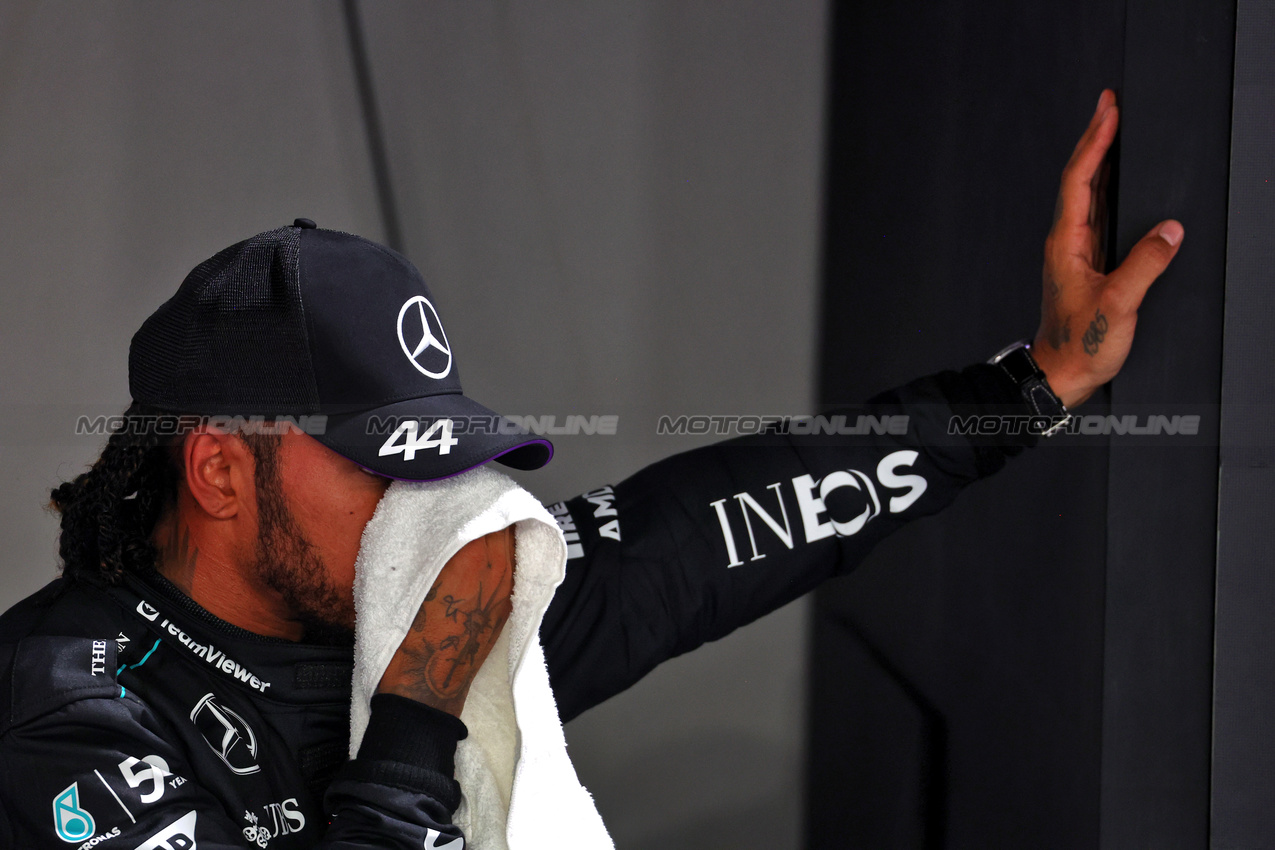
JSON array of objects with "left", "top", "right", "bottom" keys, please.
[{"left": 128, "top": 221, "right": 552, "bottom": 480}]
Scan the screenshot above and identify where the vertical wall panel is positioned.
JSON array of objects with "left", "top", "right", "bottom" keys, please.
[
  {"left": 1209, "top": 1, "right": 1275, "bottom": 845},
  {"left": 812, "top": 0, "right": 1240, "bottom": 846},
  {"left": 810, "top": 2, "right": 1122, "bottom": 847},
  {"left": 1099, "top": 1, "right": 1233, "bottom": 845}
]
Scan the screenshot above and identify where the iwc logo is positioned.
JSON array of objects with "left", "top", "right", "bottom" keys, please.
[
  {"left": 396, "top": 295, "right": 452, "bottom": 379},
  {"left": 189, "top": 693, "right": 259, "bottom": 776}
]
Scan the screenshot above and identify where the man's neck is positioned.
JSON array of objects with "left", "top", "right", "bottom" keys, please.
[{"left": 152, "top": 514, "right": 305, "bottom": 642}]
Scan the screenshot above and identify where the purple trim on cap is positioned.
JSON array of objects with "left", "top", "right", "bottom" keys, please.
[{"left": 344, "top": 438, "right": 555, "bottom": 483}]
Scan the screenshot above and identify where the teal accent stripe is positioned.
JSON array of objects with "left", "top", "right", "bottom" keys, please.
[{"left": 116, "top": 638, "right": 161, "bottom": 676}]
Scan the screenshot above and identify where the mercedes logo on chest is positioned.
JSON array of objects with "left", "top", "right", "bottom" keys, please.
[{"left": 397, "top": 295, "right": 453, "bottom": 379}]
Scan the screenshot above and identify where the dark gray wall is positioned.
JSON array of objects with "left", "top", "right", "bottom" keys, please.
[
  {"left": 1210, "top": 0, "right": 1275, "bottom": 845},
  {"left": 808, "top": 1, "right": 1238, "bottom": 847},
  {"left": 807, "top": 6, "right": 1122, "bottom": 843},
  {"left": 0, "top": 3, "right": 827, "bottom": 848}
]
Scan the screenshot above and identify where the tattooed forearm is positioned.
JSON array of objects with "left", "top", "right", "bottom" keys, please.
[
  {"left": 440, "top": 595, "right": 464, "bottom": 621},
  {"left": 381, "top": 587, "right": 510, "bottom": 711},
  {"left": 377, "top": 528, "right": 516, "bottom": 715},
  {"left": 1082, "top": 308, "right": 1108, "bottom": 356},
  {"left": 439, "top": 581, "right": 506, "bottom": 690}
]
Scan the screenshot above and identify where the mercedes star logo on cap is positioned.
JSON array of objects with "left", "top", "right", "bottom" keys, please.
[{"left": 396, "top": 295, "right": 453, "bottom": 379}]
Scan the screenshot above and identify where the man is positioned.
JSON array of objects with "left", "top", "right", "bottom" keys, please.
[{"left": 0, "top": 89, "right": 1180, "bottom": 847}]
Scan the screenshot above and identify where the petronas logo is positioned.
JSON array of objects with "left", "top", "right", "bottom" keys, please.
[{"left": 52, "top": 782, "right": 95, "bottom": 843}]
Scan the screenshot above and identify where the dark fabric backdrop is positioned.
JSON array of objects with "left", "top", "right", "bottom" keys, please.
[
  {"left": 1210, "top": 0, "right": 1275, "bottom": 846},
  {"left": 807, "top": 1, "right": 1234, "bottom": 847}
]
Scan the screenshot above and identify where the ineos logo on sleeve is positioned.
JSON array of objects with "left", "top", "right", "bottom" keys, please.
[
  {"left": 711, "top": 449, "right": 929, "bottom": 567},
  {"left": 396, "top": 296, "right": 452, "bottom": 379}
]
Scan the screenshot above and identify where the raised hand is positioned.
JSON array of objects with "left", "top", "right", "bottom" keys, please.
[{"left": 1031, "top": 88, "right": 1184, "bottom": 408}]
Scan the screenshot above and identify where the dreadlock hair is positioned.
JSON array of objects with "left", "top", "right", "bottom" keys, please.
[{"left": 49, "top": 405, "right": 281, "bottom": 585}]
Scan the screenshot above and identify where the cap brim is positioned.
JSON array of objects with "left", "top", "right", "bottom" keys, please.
[{"left": 315, "top": 393, "right": 552, "bottom": 481}]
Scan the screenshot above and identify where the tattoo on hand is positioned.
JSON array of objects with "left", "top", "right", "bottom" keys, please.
[
  {"left": 1043, "top": 275, "right": 1071, "bottom": 350},
  {"left": 1047, "top": 322, "right": 1072, "bottom": 350},
  {"left": 1082, "top": 308, "right": 1108, "bottom": 356}
]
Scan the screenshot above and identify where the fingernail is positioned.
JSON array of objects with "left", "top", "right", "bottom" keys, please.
[{"left": 1158, "top": 221, "right": 1183, "bottom": 246}]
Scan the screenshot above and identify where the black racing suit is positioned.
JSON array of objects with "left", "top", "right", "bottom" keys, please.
[{"left": 0, "top": 364, "right": 1034, "bottom": 848}]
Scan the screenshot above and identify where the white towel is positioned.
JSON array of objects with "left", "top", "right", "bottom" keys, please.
[{"left": 350, "top": 465, "right": 614, "bottom": 850}]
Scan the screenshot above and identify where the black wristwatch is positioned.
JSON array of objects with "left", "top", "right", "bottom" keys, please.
[{"left": 988, "top": 339, "right": 1071, "bottom": 437}]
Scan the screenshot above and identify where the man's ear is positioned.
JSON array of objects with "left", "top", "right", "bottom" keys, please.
[{"left": 181, "top": 430, "right": 252, "bottom": 519}]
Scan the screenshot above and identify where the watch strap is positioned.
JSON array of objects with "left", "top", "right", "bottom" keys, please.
[{"left": 988, "top": 340, "right": 1071, "bottom": 437}]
